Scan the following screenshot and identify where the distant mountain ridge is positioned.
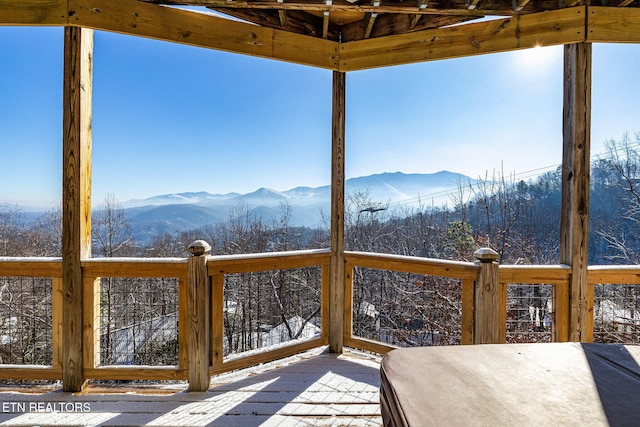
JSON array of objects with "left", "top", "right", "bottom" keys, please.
[
  {"left": 126, "top": 191, "right": 241, "bottom": 207},
  {"left": 5, "top": 171, "right": 475, "bottom": 243},
  {"left": 120, "top": 171, "right": 474, "bottom": 242},
  {"left": 124, "top": 171, "right": 471, "bottom": 210}
]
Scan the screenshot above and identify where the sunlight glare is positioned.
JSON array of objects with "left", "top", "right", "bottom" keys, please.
[{"left": 511, "top": 45, "right": 561, "bottom": 74}]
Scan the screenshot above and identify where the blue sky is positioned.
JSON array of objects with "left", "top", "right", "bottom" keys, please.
[{"left": 1, "top": 23, "right": 639, "bottom": 208}]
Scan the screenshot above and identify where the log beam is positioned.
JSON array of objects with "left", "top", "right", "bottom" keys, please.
[
  {"left": 0, "top": 0, "right": 67, "bottom": 25},
  {"left": 6, "top": 3, "right": 640, "bottom": 71},
  {"left": 587, "top": 6, "right": 640, "bottom": 43},
  {"left": 339, "top": 7, "right": 586, "bottom": 71},
  {"left": 67, "top": 0, "right": 338, "bottom": 69}
]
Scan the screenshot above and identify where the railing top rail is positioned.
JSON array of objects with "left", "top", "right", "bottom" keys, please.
[
  {"left": 82, "top": 257, "right": 188, "bottom": 278},
  {"left": 500, "top": 264, "right": 571, "bottom": 270},
  {"left": 499, "top": 264, "right": 572, "bottom": 284},
  {"left": 588, "top": 264, "right": 640, "bottom": 271},
  {"left": 82, "top": 257, "right": 187, "bottom": 263},
  {"left": 344, "top": 250, "right": 479, "bottom": 280},
  {"left": 207, "top": 248, "right": 332, "bottom": 274},
  {"left": 0, "top": 257, "right": 63, "bottom": 277},
  {"left": 208, "top": 248, "right": 332, "bottom": 262},
  {"left": 588, "top": 264, "right": 640, "bottom": 284},
  {"left": 0, "top": 257, "right": 63, "bottom": 263}
]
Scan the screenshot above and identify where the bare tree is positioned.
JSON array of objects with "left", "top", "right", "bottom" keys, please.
[
  {"left": 595, "top": 133, "right": 640, "bottom": 263},
  {"left": 467, "top": 169, "right": 525, "bottom": 263},
  {"left": 0, "top": 206, "right": 55, "bottom": 365},
  {"left": 92, "top": 194, "right": 134, "bottom": 257},
  {"left": 91, "top": 195, "right": 139, "bottom": 365},
  {"left": 25, "top": 207, "right": 62, "bottom": 257},
  {"left": 0, "top": 205, "right": 24, "bottom": 256}
]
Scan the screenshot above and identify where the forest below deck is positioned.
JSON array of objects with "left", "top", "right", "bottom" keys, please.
[{"left": 2, "top": 134, "right": 640, "bottom": 369}]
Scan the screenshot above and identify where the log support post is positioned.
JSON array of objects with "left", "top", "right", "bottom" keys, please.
[
  {"left": 187, "top": 240, "right": 212, "bottom": 391},
  {"left": 473, "top": 248, "right": 502, "bottom": 344},
  {"left": 330, "top": 71, "right": 346, "bottom": 353},
  {"left": 62, "top": 27, "right": 93, "bottom": 392},
  {"left": 561, "top": 42, "right": 592, "bottom": 342}
]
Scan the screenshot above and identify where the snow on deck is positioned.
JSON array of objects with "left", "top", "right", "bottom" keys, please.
[{"left": 0, "top": 347, "right": 382, "bottom": 426}]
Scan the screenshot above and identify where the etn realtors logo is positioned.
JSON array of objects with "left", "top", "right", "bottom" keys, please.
[{"left": 2, "top": 401, "right": 91, "bottom": 413}]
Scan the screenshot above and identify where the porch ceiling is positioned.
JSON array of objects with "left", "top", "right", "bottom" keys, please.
[
  {"left": 3, "top": 1, "right": 640, "bottom": 70},
  {"left": 143, "top": 0, "right": 632, "bottom": 43}
]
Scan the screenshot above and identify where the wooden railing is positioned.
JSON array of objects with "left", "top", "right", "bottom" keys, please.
[
  {"left": 81, "top": 257, "right": 189, "bottom": 381},
  {"left": 1, "top": 249, "right": 639, "bottom": 390},
  {"left": 0, "top": 257, "right": 188, "bottom": 381},
  {"left": 0, "top": 257, "right": 63, "bottom": 380},
  {"left": 0, "top": 249, "right": 331, "bottom": 390},
  {"left": 189, "top": 246, "right": 332, "bottom": 390},
  {"left": 343, "top": 251, "right": 480, "bottom": 354},
  {"left": 588, "top": 265, "right": 640, "bottom": 343},
  {"left": 499, "top": 264, "right": 572, "bottom": 342}
]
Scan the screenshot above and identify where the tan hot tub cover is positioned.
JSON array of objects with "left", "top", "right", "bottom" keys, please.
[{"left": 380, "top": 342, "right": 640, "bottom": 427}]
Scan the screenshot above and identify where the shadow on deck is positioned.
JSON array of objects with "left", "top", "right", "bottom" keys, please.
[{"left": 0, "top": 347, "right": 382, "bottom": 426}]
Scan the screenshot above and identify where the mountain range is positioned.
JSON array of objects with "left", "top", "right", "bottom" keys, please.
[
  {"left": 2, "top": 171, "right": 475, "bottom": 243},
  {"left": 120, "top": 171, "right": 474, "bottom": 242}
]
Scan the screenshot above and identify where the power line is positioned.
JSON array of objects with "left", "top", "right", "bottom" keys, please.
[
  {"left": 383, "top": 163, "right": 559, "bottom": 209},
  {"left": 383, "top": 142, "right": 637, "bottom": 210}
]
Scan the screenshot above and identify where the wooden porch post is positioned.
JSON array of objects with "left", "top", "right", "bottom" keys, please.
[
  {"left": 329, "top": 71, "right": 346, "bottom": 353},
  {"left": 473, "top": 248, "right": 502, "bottom": 344},
  {"left": 62, "top": 27, "right": 93, "bottom": 392},
  {"left": 561, "top": 42, "right": 592, "bottom": 342},
  {"left": 187, "top": 240, "right": 212, "bottom": 391}
]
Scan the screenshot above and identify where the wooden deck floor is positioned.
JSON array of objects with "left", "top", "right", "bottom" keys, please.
[{"left": 0, "top": 348, "right": 382, "bottom": 426}]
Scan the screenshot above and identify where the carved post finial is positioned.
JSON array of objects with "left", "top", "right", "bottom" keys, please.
[
  {"left": 188, "top": 240, "right": 211, "bottom": 257},
  {"left": 474, "top": 247, "right": 499, "bottom": 263}
]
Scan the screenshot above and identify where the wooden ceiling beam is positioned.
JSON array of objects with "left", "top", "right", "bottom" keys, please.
[
  {"left": 512, "top": 0, "right": 531, "bottom": 11},
  {"left": 146, "top": 0, "right": 516, "bottom": 16},
  {"left": 6, "top": 3, "right": 640, "bottom": 71},
  {"left": 323, "top": 10, "right": 330, "bottom": 38},
  {"left": 322, "top": 0, "right": 332, "bottom": 39},
  {"left": 277, "top": 0, "right": 287, "bottom": 26},
  {"left": 340, "top": 11, "right": 473, "bottom": 41},
  {"left": 363, "top": 12, "right": 377, "bottom": 38},
  {"left": 64, "top": 0, "right": 339, "bottom": 69},
  {"left": 215, "top": 8, "right": 330, "bottom": 37},
  {"left": 409, "top": 0, "right": 429, "bottom": 29},
  {"left": 466, "top": 0, "right": 481, "bottom": 10},
  {"left": 339, "top": 7, "right": 586, "bottom": 70},
  {"left": 0, "top": 0, "right": 67, "bottom": 25},
  {"left": 408, "top": 14, "right": 420, "bottom": 29},
  {"left": 363, "top": 0, "right": 380, "bottom": 38},
  {"left": 588, "top": 6, "right": 640, "bottom": 42}
]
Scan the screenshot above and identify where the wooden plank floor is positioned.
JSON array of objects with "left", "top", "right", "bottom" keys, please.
[{"left": 0, "top": 348, "right": 382, "bottom": 426}]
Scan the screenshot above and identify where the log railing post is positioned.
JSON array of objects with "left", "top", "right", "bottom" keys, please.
[
  {"left": 473, "top": 248, "right": 502, "bottom": 344},
  {"left": 187, "top": 240, "right": 211, "bottom": 391}
]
